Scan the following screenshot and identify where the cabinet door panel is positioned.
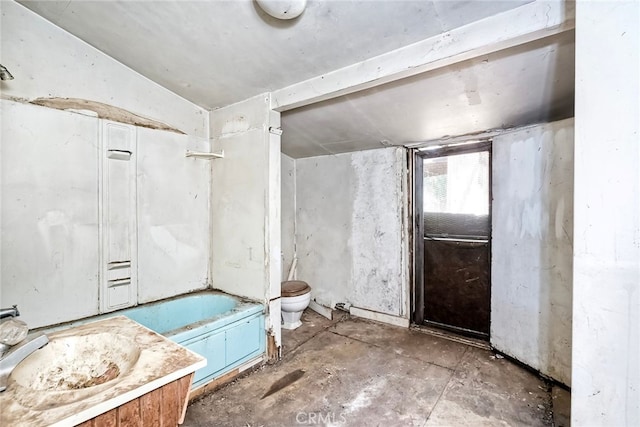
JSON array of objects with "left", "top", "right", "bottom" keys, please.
[
  {"left": 184, "top": 332, "right": 226, "bottom": 384},
  {"left": 226, "top": 317, "right": 261, "bottom": 365},
  {"left": 101, "top": 121, "right": 137, "bottom": 312}
]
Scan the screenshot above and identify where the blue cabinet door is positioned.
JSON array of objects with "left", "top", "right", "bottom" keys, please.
[
  {"left": 226, "top": 316, "right": 261, "bottom": 365},
  {"left": 184, "top": 331, "right": 225, "bottom": 385}
]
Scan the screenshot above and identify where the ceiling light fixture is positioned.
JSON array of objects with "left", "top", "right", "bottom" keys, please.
[
  {"left": 0, "top": 64, "right": 14, "bottom": 81},
  {"left": 256, "top": 0, "right": 307, "bottom": 20}
]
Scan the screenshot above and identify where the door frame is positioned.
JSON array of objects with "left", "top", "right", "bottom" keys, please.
[{"left": 412, "top": 140, "right": 493, "bottom": 335}]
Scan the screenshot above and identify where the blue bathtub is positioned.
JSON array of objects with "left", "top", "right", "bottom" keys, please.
[
  {"left": 46, "top": 291, "right": 265, "bottom": 389},
  {"left": 118, "top": 292, "right": 266, "bottom": 388}
]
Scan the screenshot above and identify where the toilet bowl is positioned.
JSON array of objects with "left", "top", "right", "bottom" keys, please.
[{"left": 281, "top": 280, "right": 311, "bottom": 330}]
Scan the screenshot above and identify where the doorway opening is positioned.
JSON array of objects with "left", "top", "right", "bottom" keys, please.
[{"left": 413, "top": 140, "right": 491, "bottom": 339}]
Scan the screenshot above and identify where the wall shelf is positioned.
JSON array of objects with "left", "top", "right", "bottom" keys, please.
[{"left": 185, "top": 150, "right": 224, "bottom": 160}]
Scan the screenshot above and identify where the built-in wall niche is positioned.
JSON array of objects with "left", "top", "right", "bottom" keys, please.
[{"left": 100, "top": 121, "right": 138, "bottom": 312}]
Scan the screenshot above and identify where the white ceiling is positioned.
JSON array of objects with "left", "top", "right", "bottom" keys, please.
[
  {"left": 19, "top": 0, "right": 574, "bottom": 159},
  {"left": 281, "top": 31, "right": 575, "bottom": 158},
  {"left": 19, "top": 0, "right": 529, "bottom": 109}
]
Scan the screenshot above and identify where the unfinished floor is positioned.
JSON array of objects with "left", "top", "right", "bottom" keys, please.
[{"left": 184, "top": 311, "right": 566, "bottom": 426}]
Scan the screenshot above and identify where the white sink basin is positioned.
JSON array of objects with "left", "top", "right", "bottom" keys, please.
[
  {"left": 1, "top": 316, "right": 206, "bottom": 427},
  {"left": 10, "top": 332, "right": 140, "bottom": 408}
]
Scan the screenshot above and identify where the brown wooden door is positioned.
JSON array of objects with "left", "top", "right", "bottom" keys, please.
[{"left": 415, "top": 143, "right": 491, "bottom": 338}]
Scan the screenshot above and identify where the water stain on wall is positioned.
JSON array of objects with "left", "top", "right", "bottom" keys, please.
[{"left": 29, "top": 97, "right": 185, "bottom": 134}]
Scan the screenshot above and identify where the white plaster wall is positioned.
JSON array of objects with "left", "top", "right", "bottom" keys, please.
[
  {"left": 209, "top": 123, "right": 266, "bottom": 299},
  {"left": 211, "top": 95, "right": 269, "bottom": 301},
  {"left": 268, "top": 114, "right": 282, "bottom": 296},
  {"left": 573, "top": 1, "right": 639, "bottom": 424},
  {"left": 296, "top": 153, "right": 352, "bottom": 309},
  {"left": 267, "top": 110, "right": 282, "bottom": 351},
  {"left": 1, "top": 101, "right": 100, "bottom": 328},
  {"left": 210, "top": 94, "right": 282, "bottom": 352},
  {"left": 281, "top": 153, "right": 296, "bottom": 281},
  {"left": 0, "top": 1, "right": 208, "bottom": 138},
  {"left": 491, "top": 119, "right": 574, "bottom": 386},
  {"left": 295, "top": 147, "right": 408, "bottom": 317},
  {"left": 136, "top": 127, "right": 210, "bottom": 303}
]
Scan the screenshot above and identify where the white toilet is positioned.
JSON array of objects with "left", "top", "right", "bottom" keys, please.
[{"left": 281, "top": 280, "right": 311, "bottom": 330}]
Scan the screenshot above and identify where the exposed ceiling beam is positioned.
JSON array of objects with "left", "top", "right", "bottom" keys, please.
[{"left": 271, "top": 0, "right": 575, "bottom": 112}]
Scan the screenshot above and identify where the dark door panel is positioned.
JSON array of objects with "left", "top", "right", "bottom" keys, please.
[{"left": 424, "top": 238, "right": 490, "bottom": 334}]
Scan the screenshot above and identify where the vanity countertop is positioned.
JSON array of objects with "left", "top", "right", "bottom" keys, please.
[{"left": 0, "top": 316, "right": 206, "bottom": 427}]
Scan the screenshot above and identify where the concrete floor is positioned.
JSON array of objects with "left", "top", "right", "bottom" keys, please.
[{"left": 184, "top": 311, "right": 561, "bottom": 426}]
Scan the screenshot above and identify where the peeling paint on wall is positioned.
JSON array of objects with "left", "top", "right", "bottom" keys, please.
[
  {"left": 295, "top": 147, "right": 408, "bottom": 317},
  {"left": 350, "top": 149, "right": 405, "bottom": 315},
  {"left": 30, "top": 97, "right": 185, "bottom": 134},
  {"left": 220, "top": 115, "right": 251, "bottom": 136}
]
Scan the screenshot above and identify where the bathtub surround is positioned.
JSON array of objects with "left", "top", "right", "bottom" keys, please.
[
  {"left": 137, "top": 127, "right": 210, "bottom": 304},
  {"left": 210, "top": 94, "right": 282, "bottom": 357},
  {"left": 1, "top": 100, "right": 211, "bottom": 328},
  {"left": 491, "top": 119, "right": 574, "bottom": 386}
]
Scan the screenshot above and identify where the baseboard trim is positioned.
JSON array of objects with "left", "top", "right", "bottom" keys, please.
[
  {"left": 349, "top": 306, "right": 409, "bottom": 328},
  {"left": 308, "top": 300, "right": 333, "bottom": 320}
]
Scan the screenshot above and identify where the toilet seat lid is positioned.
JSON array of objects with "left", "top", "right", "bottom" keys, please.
[{"left": 281, "top": 280, "right": 311, "bottom": 297}]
